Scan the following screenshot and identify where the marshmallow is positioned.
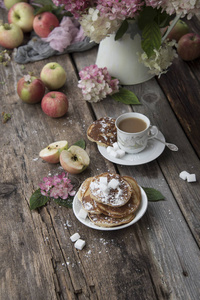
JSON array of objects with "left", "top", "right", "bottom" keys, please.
[
  {"left": 77, "top": 208, "right": 88, "bottom": 220},
  {"left": 187, "top": 174, "right": 196, "bottom": 183},
  {"left": 179, "top": 171, "right": 190, "bottom": 180},
  {"left": 108, "top": 178, "right": 119, "bottom": 189},
  {"left": 70, "top": 232, "right": 80, "bottom": 242},
  {"left": 116, "top": 149, "right": 125, "bottom": 158},
  {"left": 74, "top": 239, "right": 86, "bottom": 250},
  {"left": 113, "top": 142, "right": 120, "bottom": 151}
]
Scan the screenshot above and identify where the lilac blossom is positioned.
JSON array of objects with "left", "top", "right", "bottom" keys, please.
[
  {"left": 39, "top": 172, "right": 76, "bottom": 200},
  {"left": 78, "top": 64, "right": 119, "bottom": 102}
]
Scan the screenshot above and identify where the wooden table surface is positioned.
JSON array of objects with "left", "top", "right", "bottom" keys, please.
[{"left": 1, "top": 7, "right": 200, "bottom": 300}]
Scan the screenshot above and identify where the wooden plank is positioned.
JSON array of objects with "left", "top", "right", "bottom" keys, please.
[{"left": 73, "top": 46, "right": 200, "bottom": 300}]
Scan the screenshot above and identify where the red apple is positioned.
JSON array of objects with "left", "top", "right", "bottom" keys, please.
[
  {"left": 33, "top": 12, "right": 59, "bottom": 38},
  {"left": 4, "top": 0, "right": 27, "bottom": 10},
  {"left": 166, "top": 20, "right": 190, "bottom": 42},
  {"left": 60, "top": 146, "right": 90, "bottom": 174},
  {"left": 8, "top": 2, "right": 34, "bottom": 33},
  {"left": 177, "top": 33, "right": 200, "bottom": 61},
  {"left": 0, "top": 23, "right": 23, "bottom": 49},
  {"left": 40, "top": 62, "right": 67, "bottom": 90},
  {"left": 17, "top": 75, "right": 46, "bottom": 104},
  {"left": 41, "top": 91, "right": 68, "bottom": 118}
]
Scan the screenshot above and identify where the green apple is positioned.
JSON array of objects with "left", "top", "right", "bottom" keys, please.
[
  {"left": 8, "top": 2, "right": 34, "bottom": 33},
  {"left": 40, "top": 62, "right": 67, "bottom": 90},
  {"left": 0, "top": 23, "right": 23, "bottom": 49},
  {"left": 166, "top": 20, "right": 190, "bottom": 42},
  {"left": 39, "top": 140, "right": 68, "bottom": 163},
  {"left": 4, "top": 0, "right": 27, "bottom": 10},
  {"left": 60, "top": 146, "right": 90, "bottom": 174}
]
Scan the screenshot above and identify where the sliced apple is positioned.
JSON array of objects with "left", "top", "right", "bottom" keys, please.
[
  {"left": 39, "top": 140, "right": 68, "bottom": 163},
  {"left": 60, "top": 145, "right": 90, "bottom": 174}
]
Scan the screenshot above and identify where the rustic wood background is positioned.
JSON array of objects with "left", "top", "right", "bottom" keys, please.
[{"left": 0, "top": 8, "right": 200, "bottom": 300}]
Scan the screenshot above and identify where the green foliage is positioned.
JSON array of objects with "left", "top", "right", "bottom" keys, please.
[
  {"left": 112, "top": 88, "right": 140, "bottom": 105},
  {"left": 31, "top": 0, "right": 72, "bottom": 20},
  {"left": 73, "top": 139, "right": 86, "bottom": 149},
  {"left": 115, "top": 20, "right": 129, "bottom": 41},
  {"left": 142, "top": 187, "right": 165, "bottom": 202},
  {"left": 141, "top": 21, "right": 161, "bottom": 58},
  {"left": 53, "top": 196, "right": 73, "bottom": 208},
  {"left": 29, "top": 189, "right": 49, "bottom": 210}
]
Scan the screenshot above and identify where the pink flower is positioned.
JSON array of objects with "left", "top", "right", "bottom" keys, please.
[
  {"left": 39, "top": 172, "right": 76, "bottom": 200},
  {"left": 78, "top": 64, "right": 119, "bottom": 102}
]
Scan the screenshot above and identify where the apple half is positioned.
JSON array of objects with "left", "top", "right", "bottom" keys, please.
[
  {"left": 60, "top": 145, "right": 90, "bottom": 174},
  {"left": 39, "top": 140, "right": 68, "bottom": 163}
]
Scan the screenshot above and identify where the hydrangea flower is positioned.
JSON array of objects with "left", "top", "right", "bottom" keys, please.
[
  {"left": 138, "top": 40, "right": 178, "bottom": 77},
  {"left": 39, "top": 172, "right": 76, "bottom": 200},
  {"left": 80, "top": 8, "right": 121, "bottom": 43},
  {"left": 78, "top": 64, "right": 119, "bottom": 102}
]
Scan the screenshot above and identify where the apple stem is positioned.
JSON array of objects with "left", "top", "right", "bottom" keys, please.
[
  {"left": 3, "top": 23, "right": 11, "bottom": 30},
  {"left": 161, "top": 13, "right": 182, "bottom": 43}
]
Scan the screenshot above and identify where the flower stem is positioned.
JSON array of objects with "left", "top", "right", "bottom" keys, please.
[{"left": 161, "top": 14, "right": 182, "bottom": 43}]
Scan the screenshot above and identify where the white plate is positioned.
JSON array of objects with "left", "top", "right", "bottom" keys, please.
[
  {"left": 97, "top": 131, "right": 165, "bottom": 166},
  {"left": 72, "top": 186, "right": 148, "bottom": 231}
]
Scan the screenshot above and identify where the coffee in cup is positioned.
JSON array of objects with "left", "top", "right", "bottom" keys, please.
[{"left": 115, "top": 112, "right": 158, "bottom": 154}]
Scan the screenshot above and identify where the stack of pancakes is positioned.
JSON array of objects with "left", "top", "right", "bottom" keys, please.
[{"left": 77, "top": 173, "right": 141, "bottom": 227}]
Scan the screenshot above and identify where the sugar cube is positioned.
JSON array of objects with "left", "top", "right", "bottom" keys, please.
[
  {"left": 110, "top": 150, "right": 118, "bottom": 158},
  {"left": 108, "top": 178, "right": 119, "bottom": 189},
  {"left": 179, "top": 171, "right": 190, "bottom": 180},
  {"left": 113, "top": 142, "right": 120, "bottom": 151},
  {"left": 74, "top": 239, "right": 86, "bottom": 250},
  {"left": 70, "top": 232, "right": 80, "bottom": 242},
  {"left": 187, "top": 174, "right": 196, "bottom": 183},
  {"left": 99, "top": 176, "right": 108, "bottom": 185},
  {"left": 106, "top": 146, "right": 113, "bottom": 154},
  {"left": 116, "top": 149, "right": 125, "bottom": 158},
  {"left": 77, "top": 208, "right": 88, "bottom": 220}
]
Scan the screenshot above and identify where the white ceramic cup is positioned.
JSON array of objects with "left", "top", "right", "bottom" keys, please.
[{"left": 115, "top": 112, "right": 158, "bottom": 154}]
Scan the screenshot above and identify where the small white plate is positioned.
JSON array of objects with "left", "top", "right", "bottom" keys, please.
[
  {"left": 72, "top": 186, "right": 148, "bottom": 231},
  {"left": 97, "top": 131, "right": 165, "bottom": 166}
]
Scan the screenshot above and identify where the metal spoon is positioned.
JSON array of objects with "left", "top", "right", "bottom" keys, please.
[{"left": 154, "top": 137, "right": 178, "bottom": 151}]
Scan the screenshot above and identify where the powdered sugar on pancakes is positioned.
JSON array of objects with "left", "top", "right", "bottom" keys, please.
[{"left": 89, "top": 173, "right": 132, "bottom": 207}]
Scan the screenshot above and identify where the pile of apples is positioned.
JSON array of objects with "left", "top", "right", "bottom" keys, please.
[
  {"left": 0, "top": 0, "right": 60, "bottom": 49},
  {"left": 166, "top": 19, "right": 200, "bottom": 61},
  {"left": 17, "top": 61, "right": 69, "bottom": 118}
]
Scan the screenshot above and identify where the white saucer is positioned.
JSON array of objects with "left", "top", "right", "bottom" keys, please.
[
  {"left": 72, "top": 186, "right": 148, "bottom": 231},
  {"left": 97, "top": 131, "right": 165, "bottom": 166}
]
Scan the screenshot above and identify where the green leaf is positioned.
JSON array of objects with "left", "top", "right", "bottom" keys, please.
[
  {"left": 115, "top": 20, "right": 129, "bottom": 40},
  {"left": 52, "top": 196, "right": 73, "bottom": 208},
  {"left": 29, "top": 189, "right": 49, "bottom": 210},
  {"left": 142, "top": 187, "right": 165, "bottom": 202},
  {"left": 112, "top": 88, "right": 140, "bottom": 105},
  {"left": 138, "top": 7, "right": 157, "bottom": 30},
  {"left": 141, "top": 21, "right": 162, "bottom": 58},
  {"left": 73, "top": 139, "right": 86, "bottom": 149}
]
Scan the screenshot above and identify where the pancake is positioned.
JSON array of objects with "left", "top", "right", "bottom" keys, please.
[
  {"left": 123, "top": 175, "right": 141, "bottom": 202},
  {"left": 79, "top": 177, "right": 101, "bottom": 214},
  {"left": 89, "top": 173, "right": 132, "bottom": 207},
  {"left": 96, "top": 176, "right": 141, "bottom": 218},
  {"left": 77, "top": 177, "right": 93, "bottom": 201},
  {"left": 88, "top": 213, "right": 135, "bottom": 228},
  {"left": 87, "top": 117, "right": 117, "bottom": 147}
]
